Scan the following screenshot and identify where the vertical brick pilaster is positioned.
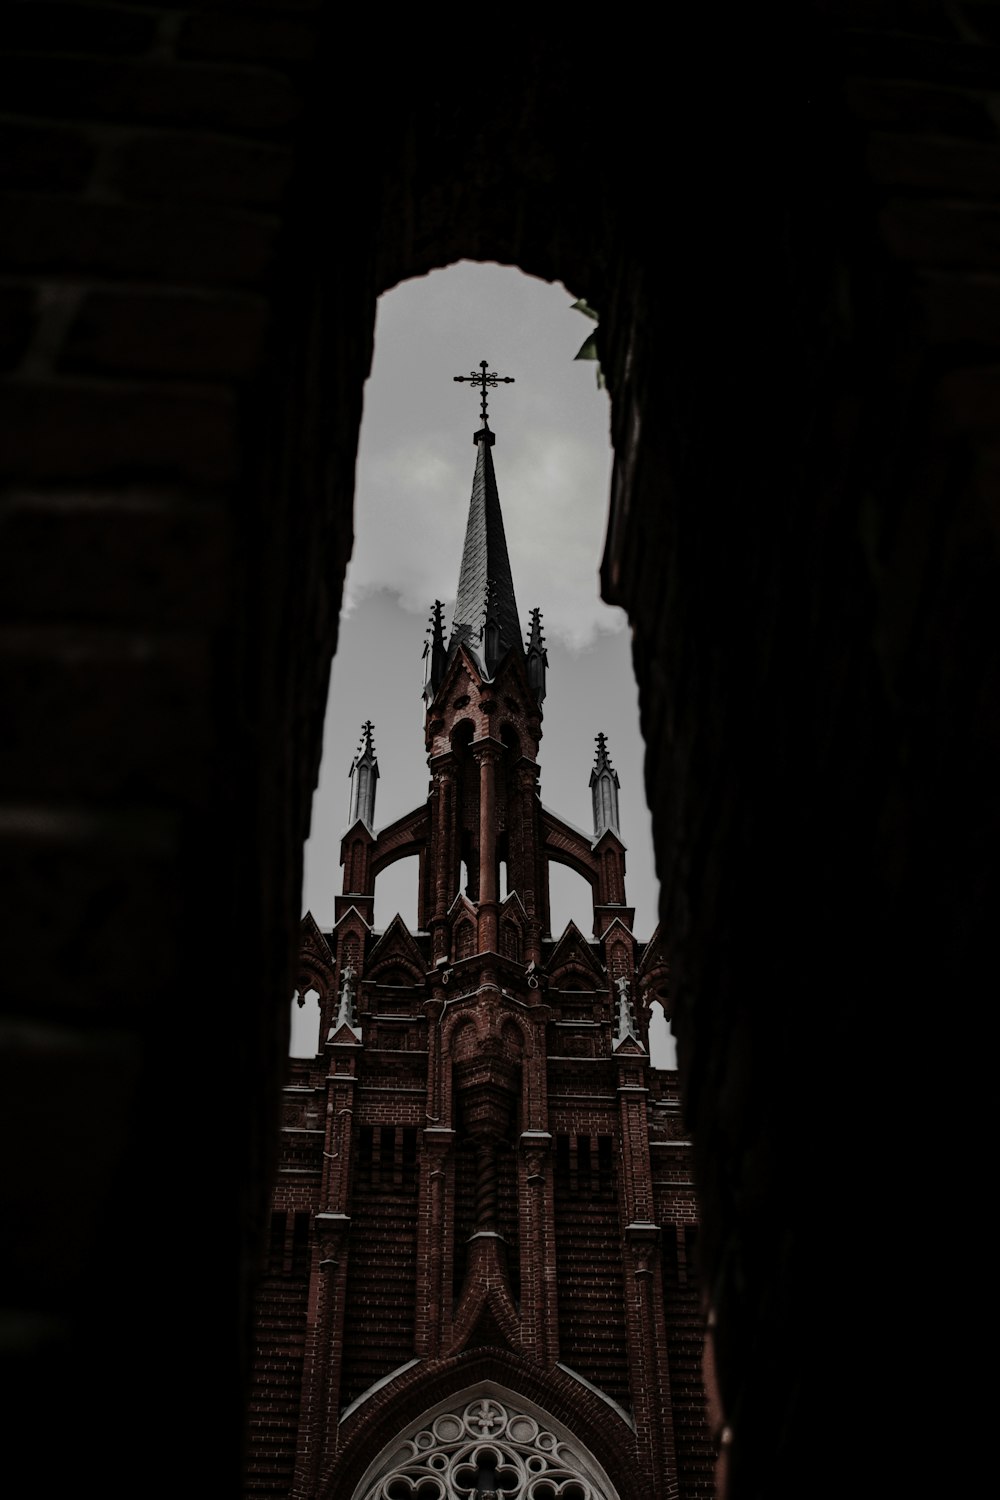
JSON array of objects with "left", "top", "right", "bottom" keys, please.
[
  {"left": 625, "top": 1223, "right": 678, "bottom": 1500},
  {"left": 292, "top": 1214, "right": 350, "bottom": 1500},
  {"left": 292, "top": 1056, "right": 359, "bottom": 1495},
  {"left": 517, "top": 762, "right": 543, "bottom": 963},
  {"left": 519, "top": 1129, "right": 559, "bottom": 1365},
  {"left": 475, "top": 738, "right": 500, "bottom": 952},
  {"left": 429, "top": 755, "right": 456, "bottom": 958},
  {"left": 415, "top": 1126, "right": 456, "bottom": 1356},
  {"left": 617, "top": 1070, "right": 679, "bottom": 1497},
  {"left": 321, "top": 1065, "right": 358, "bottom": 1214}
]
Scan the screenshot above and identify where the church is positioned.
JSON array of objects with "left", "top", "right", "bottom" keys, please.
[
  {"left": 244, "top": 375, "right": 714, "bottom": 1499},
  {"left": 4, "top": 11, "right": 992, "bottom": 1499}
]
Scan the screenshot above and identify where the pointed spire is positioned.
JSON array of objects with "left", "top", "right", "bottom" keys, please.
[
  {"left": 448, "top": 420, "right": 523, "bottom": 677},
  {"left": 347, "top": 721, "right": 379, "bottom": 830},
  {"left": 423, "top": 599, "right": 447, "bottom": 704},
  {"left": 590, "top": 732, "right": 621, "bottom": 839},
  {"left": 526, "top": 607, "right": 548, "bottom": 703}
]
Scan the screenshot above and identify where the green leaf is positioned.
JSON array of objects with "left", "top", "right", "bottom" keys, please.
[
  {"left": 570, "top": 297, "right": 600, "bottom": 323},
  {"left": 571, "top": 301, "right": 604, "bottom": 387},
  {"left": 574, "top": 332, "right": 600, "bottom": 362}
]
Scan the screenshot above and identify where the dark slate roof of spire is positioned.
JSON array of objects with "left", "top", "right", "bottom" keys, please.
[{"left": 448, "top": 427, "right": 523, "bottom": 673}]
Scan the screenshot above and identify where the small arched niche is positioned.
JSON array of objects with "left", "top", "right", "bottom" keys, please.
[
  {"left": 452, "top": 719, "right": 476, "bottom": 752},
  {"left": 289, "top": 986, "right": 321, "bottom": 1058},
  {"left": 648, "top": 999, "right": 677, "bottom": 1069},
  {"left": 500, "top": 723, "right": 521, "bottom": 759}
]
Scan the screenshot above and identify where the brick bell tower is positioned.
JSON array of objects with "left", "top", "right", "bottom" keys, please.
[{"left": 246, "top": 366, "right": 714, "bottom": 1500}]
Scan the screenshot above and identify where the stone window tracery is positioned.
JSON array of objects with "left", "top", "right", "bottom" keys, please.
[{"left": 357, "top": 1395, "right": 615, "bottom": 1500}]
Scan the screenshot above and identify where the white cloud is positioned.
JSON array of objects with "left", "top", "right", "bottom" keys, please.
[
  {"left": 302, "top": 262, "right": 661, "bottom": 1018},
  {"left": 345, "top": 442, "right": 467, "bottom": 616},
  {"left": 345, "top": 263, "right": 622, "bottom": 649}
]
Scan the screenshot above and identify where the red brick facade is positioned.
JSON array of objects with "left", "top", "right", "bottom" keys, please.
[{"left": 245, "top": 431, "right": 713, "bottom": 1499}]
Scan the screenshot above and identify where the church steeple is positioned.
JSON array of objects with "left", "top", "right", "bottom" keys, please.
[{"left": 448, "top": 361, "right": 522, "bottom": 677}]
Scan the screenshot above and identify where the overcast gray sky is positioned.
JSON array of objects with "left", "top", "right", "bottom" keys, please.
[{"left": 294, "top": 262, "right": 672, "bottom": 1064}]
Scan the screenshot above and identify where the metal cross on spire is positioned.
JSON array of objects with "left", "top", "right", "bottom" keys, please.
[{"left": 453, "top": 359, "right": 515, "bottom": 427}]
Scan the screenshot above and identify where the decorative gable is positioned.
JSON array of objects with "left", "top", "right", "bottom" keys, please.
[
  {"left": 300, "top": 910, "right": 332, "bottom": 963},
  {"left": 637, "top": 923, "right": 671, "bottom": 1019},
  {"left": 546, "top": 920, "right": 604, "bottom": 990},
  {"left": 365, "top": 914, "right": 426, "bottom": 986},
  {"left": 499, "top": 891, "right": 527, "bottom": 964},
  {"left": 424, "top": 649, "right": 486, "bottom": 757},
  {"left": 296, "top": 911, "right": 336, "bottom": 1003},
  {"left": 445, "top": 892, "right": 479, "bottom": 963}
]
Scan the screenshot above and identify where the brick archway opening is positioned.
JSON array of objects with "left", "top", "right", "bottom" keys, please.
[
  {"left": 3, "top": 13, "right": 994, "bottom": 1500},
  {"left": 300, "top": 261, "right": 656, "bottom": 948}
]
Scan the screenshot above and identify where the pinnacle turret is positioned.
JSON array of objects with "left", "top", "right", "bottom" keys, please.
[
  {"left": 590, "top": 732, "right": 621, "bottom": 840},
  {"left": 347, "top": 720, "right": 379, "bottom": 830},
  {"left": 423, "top": 600, "right": 447, "bottom": 704},
  {"left": 526, "top": 607, "right": 548, "bottom": 704}
]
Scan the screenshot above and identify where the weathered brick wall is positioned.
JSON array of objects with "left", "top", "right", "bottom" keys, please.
[
  {"left": 599, "top": 6, "right": 999, "bottom": 1494},
  {"left": 338, "top": 1125, "right": 420, "bottom": 1409},
  {"left": 246, "top": 1212, "right": 312, "bottom": 1499},
  {"left": 0, "top": 3, "right": 369, "bottom": 1489},
  {"left": 659, "top": 1218, "right": 714, "bottom": 1500},
  {"left": 650, "top": 1072, "right": 713, "bottom": 1497},
  {"left": 552, "top": 1124, "right": 632, "bottom": 1408}
]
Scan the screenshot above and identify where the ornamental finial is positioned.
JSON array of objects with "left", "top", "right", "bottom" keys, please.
[
  {"left": 347, "top": 720, "right": 379, "bottom": 830},
  {"left": 453, "top": 358, "right": 515, "bottom": 432}
]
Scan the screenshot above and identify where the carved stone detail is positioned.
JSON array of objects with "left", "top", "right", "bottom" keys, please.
[{"left": 358, "top": 1395, "right": 612, "bottom": 1500}]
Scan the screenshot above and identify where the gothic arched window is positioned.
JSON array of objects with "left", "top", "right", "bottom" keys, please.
[{"left": 354, "top": 1389, "right": 618, "bottom": 1500}]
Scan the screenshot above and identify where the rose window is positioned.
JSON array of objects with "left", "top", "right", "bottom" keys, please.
[{"left": 360, "top": 1396, "right": 614, "bottom": 1500}]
